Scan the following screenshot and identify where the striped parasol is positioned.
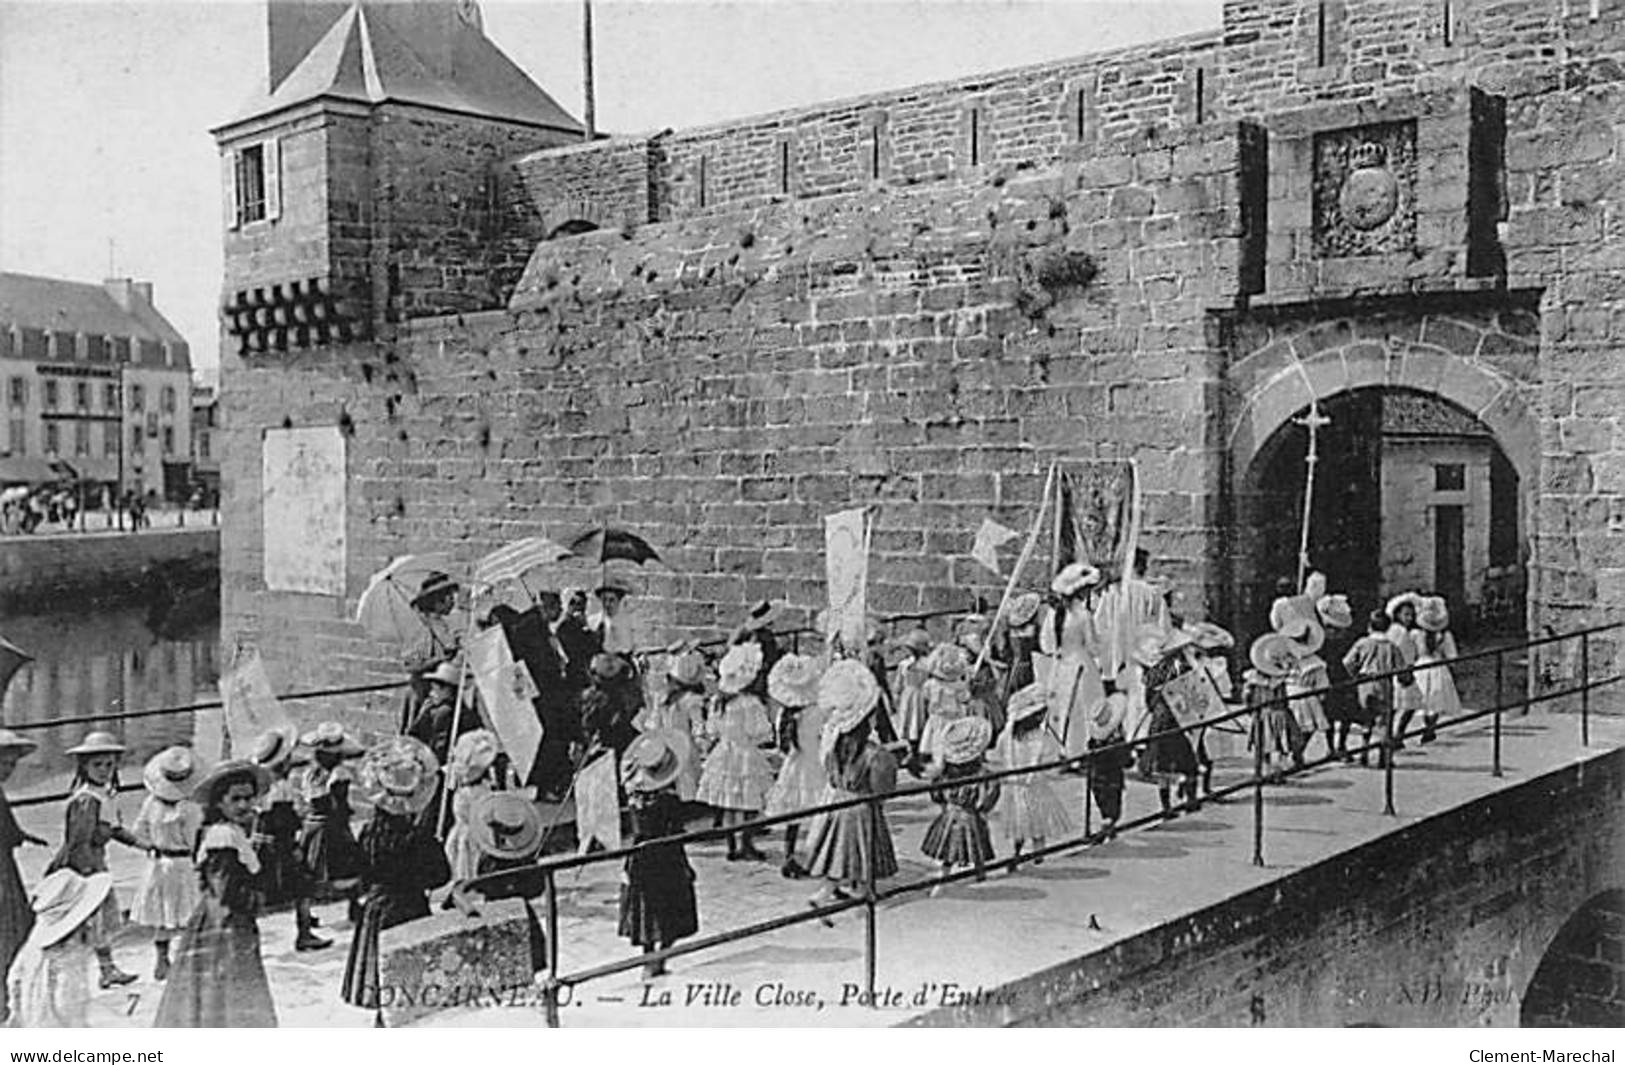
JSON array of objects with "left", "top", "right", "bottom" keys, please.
[{"left": 473, "top": 536, "right": 575, "bottom": 590}]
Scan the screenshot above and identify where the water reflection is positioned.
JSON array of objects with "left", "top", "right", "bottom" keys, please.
[{"left": 0, "top": 606, "right": 219, "bottom": 796}]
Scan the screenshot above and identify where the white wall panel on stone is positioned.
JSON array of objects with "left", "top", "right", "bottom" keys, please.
[{"left": 261, "top": 425, "right": 346, "bottom": 596}]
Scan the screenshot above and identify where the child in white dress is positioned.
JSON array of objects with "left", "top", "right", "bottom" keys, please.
[
  {"left": 991, "top": 685, "right": 1072, "bottom": 866},
  {"left": 7, "top": 870, "right": 114, "bottom": 1028},
  {"left": 762, "top": 654, "right": 828, "bottom": 880},
  {"left": 131, "top": 747, "right": 205, "bottom": 980},
  {"left": 1412, "top": 596, "right": 1461, "bottom": 744},
  {"left": 443, "top": 730, "right": 501, "bottom": 884},
  {"left": 635, "top": 650, "right": 708, "bottom": 803},
  {"left": 696, "top": 643, "right": 774, "bottom": 861}
]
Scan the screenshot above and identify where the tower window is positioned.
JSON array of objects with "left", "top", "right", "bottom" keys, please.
[
  {"left": 1435, "top": 464, "right": 1466, "bottom": 491},
  {"left": 228, "top": 137, "right": 281, "bottom": 229}
]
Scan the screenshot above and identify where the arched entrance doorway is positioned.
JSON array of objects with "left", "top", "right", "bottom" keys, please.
[
  {"left": 1233, "top": 386, "right": 1527, "bottom": 646},
  {"left": 1521, "top": 889, "right": 1625, "bottom": 1026}
]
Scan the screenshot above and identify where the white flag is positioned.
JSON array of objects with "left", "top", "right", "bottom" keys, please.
[
  {"left": 575, "top": 751, "right": 623, "bottom": 854},
  {"left": 970, "top": 518, "right": 1020, "bottom": 576},
  {"left": 466, "top": 626, "right": 543, "bottom": 783},
  {"left": 220, "top": 650, "right": 293, "bottom": 758},
  {"left": 824, "top": 507, "right": 871, "bottom": 650}
]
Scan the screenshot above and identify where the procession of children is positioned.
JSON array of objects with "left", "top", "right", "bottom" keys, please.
[{"left": 0, "top": 551, "right": 1469, "bottom": 1025}]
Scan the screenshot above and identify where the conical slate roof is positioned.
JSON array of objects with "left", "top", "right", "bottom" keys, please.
[{"left": 218, "top": 1, "right": 582, "bottom": 133}]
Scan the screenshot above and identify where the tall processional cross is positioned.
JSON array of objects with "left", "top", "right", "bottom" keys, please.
[{"left": 1294, "top": 399, "right": 1332, "bottom": 592}]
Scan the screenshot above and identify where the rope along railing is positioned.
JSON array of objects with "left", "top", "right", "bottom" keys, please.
[{"left": 458, "top": 620, "right": 1624, "bottom": 1026}]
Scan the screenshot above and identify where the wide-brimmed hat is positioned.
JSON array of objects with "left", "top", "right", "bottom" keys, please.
[
  {"left": 740, "top": 599, "right": 780, "bottom": 632},
  {"left": 300, "top": 722, "right": 364, "bottom": 759},
  {"left": 1277, "top": 614, "right": 1325, "bottom": 658},
  {"left": 1007, "top": 593, "right": 1043, "bottom": 628},
  {"left": 1316, "top": 594, "right": 1353, "bottom": 630},
  {"left": 466, "top": 791, "right": 544, "bottom": 862},
  {"left": 1268, "top": 594, "right": 1316, "bottom": 634},
  {"left": 939, "top": 716, "right": 993, "bottom": 765},
  {"left": 1417, "top": 596, "right": 1450, "bottom": 633},
  {"left": 65, "top": 731, "right": 125, "bottom": 758},
  {"left": 594, "top": 583, "right": 630, "bottom": 600},
  {"left": 895, "top": 627, "right": 933, "bottom": 657},
  {"left": 621, "top": 730, "right": 686, "bottom": 794},
  {"left": 1051, "top": 562, "right": 1101, "bottom": 598},
  {"left": 1385, "top": 592, "right": 1422, "bottom": 623},
  {"left": 926, "top": 643, "right": 970, "bottom": 684},
  {"left": 358, "top": 736, "right": 440, "bottom": 816},
  {"left": 666, "top": 650, "right": 707, "bottom": 690},
  {"left": 1249, "top": 633, "right": 1299, "bottom": 678},
  {"left": 1005, "top": 684, "right": 1049, "bottom": 727},
  {"left": 0, "top": 729, "right": 37, "bottom": 755},
  {"left": 1132, "top": 626, "right": 1193, "bottom": 669},
  {"left": 248, "top": 723, "right": 304, "bottom": 771},
  {"left": 717, "top": 642, "right": 763, "bottom": 695},
  {"left": 27, "top": 870, "right": 114, "bottom": 950},
  {"left": 1183, "top": 621, "right": 1235, "bottom": 652},
  {"left": 589, "top": 652, "right": 628, "bottom": 684},
  {"left": 767, "top": 654, "right": 821, "bottom": 709},
  {"left": 818, "top": 660, "right": 882, "bottom": 751},
  {"left": 449, "top": 729, "right": 502, "bottom": 786},
  {"left": 142, "top": 746, "right": 206, "bottom": 803},
  {"left": 1087, "top": 692, "right": 1128, "bottom": 742},
  {"left": 411, "top": 571, "right": 458, "bottom": 609},
  {"left": 192, "top": 758, "right": 273, "bottom": 809}
]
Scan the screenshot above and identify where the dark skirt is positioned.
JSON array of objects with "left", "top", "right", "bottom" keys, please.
[
  {"left": 340, "top": 889, "right": 430, "bottom": 1009},
  {"left": 921, "top": 806, "right": 994, "bottom": 866},
  {"left": 805, "top": 801, "right": 898, "bottom": 886},
  {"left": 300, "top": 801, "right": 363, "bottom": 898},
  {"left": 0, "top": 845, "right": 33, "bottom": 1025},
  {"left": 1139, "top": 705, "right": 1199, "bottom": 781},
  {"left": 153, "top": 905, "right": 277, "bottom": 1028},
  {"left": 256, "top": 803, "right": 313, "bottom": 907},
  {"left": 617, "top": 843, "right": 698, "bottom": 948}
]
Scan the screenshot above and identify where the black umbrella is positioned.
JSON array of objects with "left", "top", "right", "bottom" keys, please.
[{"left": 568, "top": 527, "right": 662, "bottom": 567}]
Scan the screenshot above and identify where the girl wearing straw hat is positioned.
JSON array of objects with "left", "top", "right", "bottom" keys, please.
[
  {"left": 342, "top": 736, "right": 452, "bottom": 1013},
  {"left": 295, "top": 723, "right": 366, "bottom": 907},
  {"left": 634, "top": 650, "right": 708, "bottom": 804},
  {"left": 131, "top": 746, "right": 206, "bottom": 981},
  {"left": 0, "top": 729, "right": 45, "bottom": 1023},
  {"left": 1279, "top": 613, "right": 1332, "bottom": 763},
  {"left": 1316, "top": 594, "right": 1360, "bottom": 761},
  {"left": 921, "top": 716, "right": 1000, "bottom": 894},
  {"left": 1412, "top": 596, "right": 1461, "bottom": 744},
  {"left": 619, "top": 730, "right": 699, "bottom": 979},
  {"left": 1385, "top": 593, "right": 1426, "bottom": 748},
  {"left": 1244, "top": 634, "right": 1303, "bottom": 781},
  {"left": 697, "top": 643, "right": 774, "bottom": 862},
  {"left": 154, "top": 759, "right": 278, "bottom": 1027},
  {"left": 991, "top": 685, "right": 1071, "bottom": 868},
  {"left": 917, "top": 643, "right": 975, "bottom": 777},
  {"left": 465, "top": 790, "right": 545, "bottom": 876},
  {"left": 1134, "top": 628, "right": 1201, "bottom": 819},
  {"left": 443, "top": 729, "right": 502, "bottom": 884},
  {"left": 45, "top": 731, "right": 140, "bottom": 988},
  {"left": 6, "top": 870, "right": 114, "bottom": 1027},
  {"left": 763, "top": 654, "right": 828, "bottom": 880},
  {"left": 804, "top": 660, "right": 899, "bottom": 921},
  {"left": 889, "top": 628, "right": 934, "bottom": 768},
  {"left": 248, "top": 725, "right": 330, "bottom": 954}
]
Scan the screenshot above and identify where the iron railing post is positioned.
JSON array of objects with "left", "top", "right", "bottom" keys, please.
[
  {"left": 1493, "top": 649, "right": 1503, "bottom": 779},
  {"left": 1382, "top": 700, "right": 1397, "bottom": 817},
  {"left": 1082, "top": 748, "right": 1094, "bottom": 841},
  {"left": 1581, "top": 631, "right": 1590, "bottom": 748},
  {"left": 543, "top": 868, "right": 562, "bottom": 1029},
  {"left": 864, "top": 795, "right": 878, "bottom": 1007},
  {"left": 1252, "top": 703, "right": 1264, "bottom": 868}
]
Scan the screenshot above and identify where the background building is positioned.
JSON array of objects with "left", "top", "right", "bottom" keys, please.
[
  {"left": 0, "top": 272, "right": 193, "bottom": 501},
  {"left": 190, "top": 384, "right": 219, "bottom": 502}
]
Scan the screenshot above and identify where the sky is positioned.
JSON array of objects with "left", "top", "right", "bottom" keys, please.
[{"left": 0, "top": 0, "right": 1221, "bottom": 384}]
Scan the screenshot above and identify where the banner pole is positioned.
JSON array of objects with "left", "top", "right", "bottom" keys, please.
[
  {"left": 973, "top": 463, "right": 1056, "bottom": 677},
  {"left": 437, "top": 603, "right": 480, "bottom": 837}
]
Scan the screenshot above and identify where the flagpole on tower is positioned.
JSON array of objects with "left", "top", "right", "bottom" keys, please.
[
  {"left": 582, "top": 0, "right": 596, "bottom": 142},
  {"left": 1294, "top": 399, "right": 1331, "bottom": 592}
]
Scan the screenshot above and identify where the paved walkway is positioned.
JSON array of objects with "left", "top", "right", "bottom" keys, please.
[
  {"left": 0, "top": 510, "right": 217, "bottom": 542},
  {"left": 15, "top": 695, "right": 1616, "bottom": 1028}
]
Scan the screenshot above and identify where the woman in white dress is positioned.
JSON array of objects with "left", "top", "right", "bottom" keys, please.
[{"left": 1039, "top": 562, "right": 1107, "bottom": 763}]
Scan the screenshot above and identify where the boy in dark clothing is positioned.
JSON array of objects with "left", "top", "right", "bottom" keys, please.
[{"left": 1341, "top": 611, "right": 1405, "bottom": 768}]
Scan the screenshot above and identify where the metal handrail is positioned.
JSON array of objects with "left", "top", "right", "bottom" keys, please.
[{"left": 454, "top": 620, "right": 1623, "bottom": 1026}]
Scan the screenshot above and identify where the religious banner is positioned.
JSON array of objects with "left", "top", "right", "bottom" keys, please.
[
  {"left": 1157, "top": 667, "right": 1226, "bottom": 731},
  {"left": 970, "top": 518, "right": 1020, "bottom": 576},
  {"left": 466, "top": 626, "right": 543, "bottom": 783},
  {"left": 1056, "top": 462, "right": 1138, "bottom": 584},
  {"left": 262, "top": 426, "right": 346, "bottom": 596},
  {"left": 575, "top": 750, "right": 623, "bottom": 854},
  {"left": 824, "top": 507, "right": 871, "bottom": 650},
  {"left": 220, "top": 649, "right": 293, "bottom": 757}
]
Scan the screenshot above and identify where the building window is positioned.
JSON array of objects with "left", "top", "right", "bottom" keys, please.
[
  {"left": 103, "top": 424, "right": 117, "bottom": 457},
  {"left": 146, "top": 413, "right": 158, "bottom": 438},
  {"left": 44, "top": 423, "right": 59, "bottom": 455},
  {"left": 43, "top": 380, "right": 58, "bottom": 410},
  {"left": 104, "top": 383, "right": 117, "bottom": 410},
  {"left": 75, "top": 382, "right": 89, "bottom": 410},
  {"left": 229, "top": 138, "right": 281, "bottom": 228},
  {"left": 162, "top": 427, "right": 175, "bottom": 456},
  {"left": 1435, "top": 464, "right": 1466, "bottom": 491},
  {"left": 162, "top": 385, "right": 176, "bottom": 413},
  {"left": 74, "top": 422, "right": 90, "bottom": 457},
  {"left": 130, "top": 426, "right": 143, "bottom": 455},
  {"left": 130, "top": 384, "right": 144, "bottom": 412},
  {"left": 199, "top": 432, "right": 211, "bottom": 460},
  {"left": 7, "top": 377, "right": 24, "bottom": 409},
  {"left": 8, "top": 420, "right": 24, "bottom": 456}
]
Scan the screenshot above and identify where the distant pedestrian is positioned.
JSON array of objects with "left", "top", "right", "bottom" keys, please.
[
  {"left": 618, "top": 730, "right": 699, "bottom": 980},
  {"left": 0, "top": 729, "right": 46, "bottom": 1024},
  {"left": 130, "top": 747, "right": 206, "bottom": 981},
  {"left": 1342, "top": 611, "right": 1405, "bottom": 767},
  {"left": 921, "top": 716, "right": 1000, "bottom": 894}
]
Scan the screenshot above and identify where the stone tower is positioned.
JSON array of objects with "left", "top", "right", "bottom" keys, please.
[{"left": 212, "top": 0, "right": 582, "bottom": 356}]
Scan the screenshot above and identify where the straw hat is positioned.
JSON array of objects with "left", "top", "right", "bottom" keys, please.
[
  {"left": 466, "top": 791, "right": 544, "bottom": 863},
  {"left": 926, "top": 643, "right": 970, "bottom": 685},
  {"left": 1087, "top": 692, "right": 1128, "bottom": 742},
  {"left": 767, "top": 654, "right": 821, "bottom": 709},
  {"left": 248, "top": 723, "right": 304, "bottom": 772},
  {"left": 1132, "top": 626, "right": 1194, "bottom": 669},
  {"left": 192, "top": 759, "right": 273, "bottom": 809},
  {"left": 895, "top": 627, "right": 933, "bottom": 657},
  {"left": 739, "top": 599, "right": 781, "bottom": 632},
  {"left": 1316, "top": 594, "right": 1354, "bottom": 630},
  {"left": 717, "top": 642, "right": 763, "bottom": 695},
  {"left": 1249, "top": 633, "right": 1298, "bottom": 678},
  {"left": 26, "top": 871, "right": 114, "bottom": 950},
  {"left": 621, "top": 730, "right": 686, "bottom": 794},
  {"left": 594, "top": 583, "right": 631, "bottom": 600},
  {"left": 411, "top": 572, "right": 459, "bottom": 610},
  {"left": 1007, "top": 593, "right": 1043, "bottom": 628},
  {"left": 939, "top": 716, "right": 993, "bottom": 766},
  {"left": 300, "top": 722, "right": 364, "bottom": 759},
  {"left": 449, "top": 729, "right": 502, "bottom": 786},
  {"left": 1277, "top": 613, "right": 1325, "bottom": 658},
  {"left": 358, "top": 736, "right": 441, "bottom": 817},
  {"left": 1005, "top": 684, "right": 1049, "bottom": 727},
  {"left": 65, "top": 731, "right": 125, "bottom": 758},
  {"left": 1051, "top": 562, "right": 1101, "bottom": 598},
  {"left": 426, "top": 660, "right": 463, "bottom": 687},
  {"left": 666, "top": 650, "right": 707, "bottom": 690},
  {"left": 142, "top": 746, "right": 206, "bottom": 803},
  {"left": 1268, "top": 594, "right": 1316, "bottom": 634},
  {"left": 1385, "top": 592, "right": 1422, "bottom": 623},
  {"left": 0, "top": 729, "right": 37, "bottom": 755},
  {"left": 817, "top": 659, "right": 882, "bottom": 759},
  {"left": 1183, "top": 621, "right": 1235, "bottom": 652},
  {"left": 1417, "top": 596, "right": 1450, "bottom": 633}
]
